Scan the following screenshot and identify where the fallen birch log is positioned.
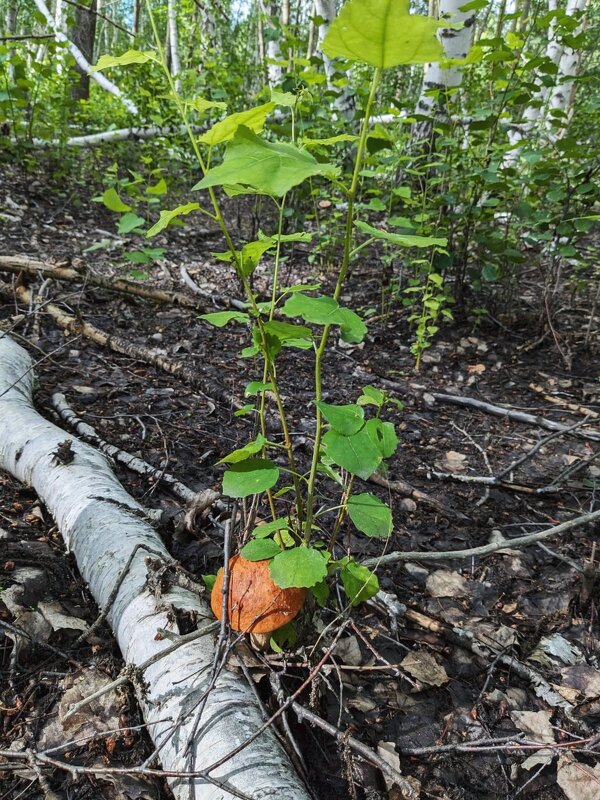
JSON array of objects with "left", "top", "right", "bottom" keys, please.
[
  {"left": 0, "top": 254, "right": 213, "bottom": 310},
  {"left": 0, "top": 334, "right": 311, "bottom": 800}
]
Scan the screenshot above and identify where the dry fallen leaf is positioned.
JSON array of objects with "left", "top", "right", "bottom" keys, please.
[
  {"left": 436, "top": 450, "right": 468, "bottom": 473},
  {"left": 426, "top": 569, "right": 469, "bottom": 599},
  {"left": 512, "top": 709, "right": 555, "bottom": 771},
  {"left": 557, "top": 755, "right": 600, "bottom": 800},
  {"left": 401, "top": 650, "right": 449, "bottom": 687}
]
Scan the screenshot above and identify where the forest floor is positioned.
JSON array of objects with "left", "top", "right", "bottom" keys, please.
[{"left": 1, "top": 160, "right": 599, "bottom": 800}]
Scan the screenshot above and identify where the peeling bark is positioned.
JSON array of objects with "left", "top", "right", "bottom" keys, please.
[{"left": 0, "top": 334, "right": 311, "bottom": 800}]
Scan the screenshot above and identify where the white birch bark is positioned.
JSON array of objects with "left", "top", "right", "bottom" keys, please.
[
  {"left": 547, "top": 0, "right": 589, "bottom": 123},
  {"left": 314, "top": 0, "right": 336, "bottom": 85},
  {"left": 167, "top": 0, "right": 182, "bottom": 92},
  {"left": 0, "top": 334, "right": 311, "bottom": 800},
  {"left": 415, "top": 0, "right": 476, "bottom": 117},
  {"left": 506, "top": 0, "right": 588, "bottom": 161},
  {"left": 259, "top": 0, "right": 283, "bottom": 86},
  {"left": 32, "top": 0, "right": 138, "bottom": 115}
]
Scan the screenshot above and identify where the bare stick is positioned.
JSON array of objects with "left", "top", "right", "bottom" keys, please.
[
  {"left": 432, "top": 393, "right": 600, "bottom": 442},
  {"left": 291, "top": 700, "right": 418, "bottom": 797},
  {"left": 362, "top": 508, "right": 600, "bottom": 568}
]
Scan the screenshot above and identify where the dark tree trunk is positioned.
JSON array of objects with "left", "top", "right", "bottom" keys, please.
[{"left": 71, "top": 0, "right": 98, "bottom": 101}]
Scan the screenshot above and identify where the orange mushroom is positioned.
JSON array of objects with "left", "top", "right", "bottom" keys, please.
[{"left": 210, "top": 554, "right": 307, "bottom": 634}]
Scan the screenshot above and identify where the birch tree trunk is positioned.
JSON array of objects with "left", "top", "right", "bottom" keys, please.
[
  {"left": 414, "top": 0, "right": 476, "bottom": 119},
  {"left": 0, "top": 334, "right": 311, "bottom": 800},
  {"left": 259, "top": 0, "right": 283, "bottom": 86},
  {"left": 547, "top": 0, "right": 589, "bottom": 130},
  {"left": 313, "top": 0, "right": 336, "bottom": 84},
  {"left": 32, "top": 0, "right": 138, "bottom": 114},
  {"left": 167, "top": 0, "right": 182, "bottom": 92}
]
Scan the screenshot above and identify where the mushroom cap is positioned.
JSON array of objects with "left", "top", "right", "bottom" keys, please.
[{"left": 210, "top": 554, "right": 307, "bottom": 634}]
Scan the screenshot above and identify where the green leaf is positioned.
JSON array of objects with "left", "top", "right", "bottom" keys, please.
[
  {"left": 323, "top": 427, "right": 382, "bottom": 479},
  {"left": 322, "top": 0, "right": 445, "bottom": 68},
  {"left": 199, "top": 311, "right": 249, "bottom": 327},
  {"left": 202, "top": 574, "right": 217, "bottom": 591},
  {"left": 258, "top": 230, "right": 313, "bottom": 243},
  {"left": 240, "top": 538, "right": 281, "bottom": 561},
  {"left": 355, "top": 220, "right": 447, "bottom": 248},
  {"left": 270, "top": 547, "right": 328, "bottom": 589},
  {"left": 219, "top": 434, "right": 267, "bottom": 464},
  {"left": 336, "top": 307, "right": 367, "bottom": 344},
  {"left": 198, "top": 102, "right": 276, "bottom": 146},
  {"left": 100, "top": 187, "right": 131, "bottom": 213},
  {"left": 145, "top": 178, "right": 167, "bottom": 196},
  {"left": 245, "top": 381, "right": 275, "bottom": 397},
  {"left": 186, "top": 96, "right": 227, "bottom": 114},
  {"left": 366, "top": 418, "right": 398, "bottom": 458},
  {"left": 358, "top": 384, "right": 385, "bottom": 408},
  {"left": 340, "top": 561, "right": 379, "bottom": 606},
  {"left": 282, "top": 292, "right": 341, "bottom": 325},
  {"left": 347, "top": 493, "right": 393, "bottom": 538},
  {"left": 302, "top": 134, "right": 359, "bottom": 148},
  {"left": 271, "top": 89, "right": 297, "bottom": 107},
  {"left": 263, "top": 320, "right": 313, "bottom": 341},
  {"left": 252, "top": 518, "right": 289, "bottom": 538},
  {"left": 311, "top": 580, "right": 330, "bottom": 607},
  {"left": 146, "top": 203, "right": 200, "bottom": 237},
  {"left": 222, "top": 458, "right": 279, "bottom": 498},
  {"left": 118, "top": 213, "right": 145, "bottom": 234},
  {"left": 194, "top": 126, "right": 339, "bottom": 198},
  {"left": 281, "top": 293, "right": 366, "bottom": 342},
  {"left": 234, "top": 403, "right": 256, "bottom": 417},
  {"left": 315, "top": 401, "right": 364, "bottom": 435},
  {"left": 91, "top": 50, "right": 158, "bottom": 71}
]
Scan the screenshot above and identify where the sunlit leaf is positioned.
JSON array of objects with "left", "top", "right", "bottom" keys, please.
[
  {"left": 270, "top": 547, "right": 328, "bottom": 588},
  {"left": 322, "top": 0, "right": 445, "bottom": 68},
  {"left": 194, "top": 127, "right": 339, "bottom": 197},
  {"left": 146, "top": 203, "right": 200, "bottom": 237},
  {"left": 198, "top": 102, "right": 276, "bottom": 146},
  {"left": 92, "top": 50, "right": 158, "bottom": 71}
]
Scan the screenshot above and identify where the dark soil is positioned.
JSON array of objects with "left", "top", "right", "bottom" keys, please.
[{"left": 1, "top": 158, "right": 599, "bottom": 800}]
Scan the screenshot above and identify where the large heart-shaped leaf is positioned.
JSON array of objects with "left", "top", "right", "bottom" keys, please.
[
  {"left": 282, "top": 293, "right": 367, "bottom": 343},
  {"left": 347, "top": 493, "right": 393, "bottom": 538},
  {"left": 194, "top": 127, "right": 339, "bottom": 198},
  {"left": 270, "top": 547, "right": 328, "bottom": 589},
  {"left": 322, "top": 0, "right": 445, "bottom": 68},
  {"left": 222, "top": 458, "right": 279, "bottom": 498},
  {"left": 323, "top": 428, "right": 382, "bottom": 479},
  {"left": 315, "top": 402, "right": 364, "bottom": 436}
]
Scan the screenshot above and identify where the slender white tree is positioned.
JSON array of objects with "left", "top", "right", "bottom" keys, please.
[
  {"left": 314, "top": 0, "right": 337, "bottom": 85},
  {"left": 259, "top": 0, "right": 283, "bottom": 86},
  {"left": 414, "top": 0, "right": 477, "bottom": 118},
  {"left": 547, "top": 0, "right": 589, "bottom": 129},
  {"left": 167, "top": 0, "right": 182, "bottom": 91}
]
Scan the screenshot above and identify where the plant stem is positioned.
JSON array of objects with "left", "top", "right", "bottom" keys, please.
[{"left": 302, "top": 67, "right": 382, "bottom": 544}]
